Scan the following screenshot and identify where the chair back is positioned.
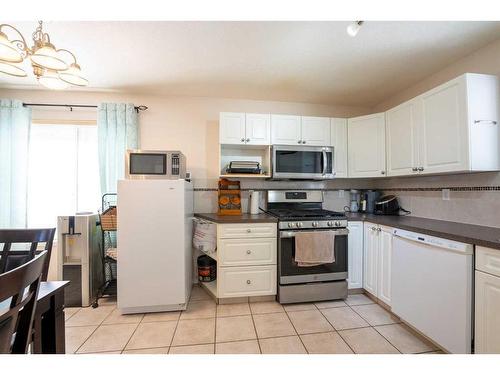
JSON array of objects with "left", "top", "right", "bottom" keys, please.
[
  {"left": 0, "top": 251, "right": 47, "bottom": 354},
  {"left": 0, "top": 229, "right": 55, "bottom": 281}
]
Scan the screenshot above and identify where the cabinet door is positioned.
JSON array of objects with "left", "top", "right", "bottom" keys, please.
[
  {"left": 245, "top": 113, "right": 271, "bottom": 145},
  {"left": 347, "top": 221, "right": 364, "bottom": 289},
  {"left": 386, "top": 100, "right": 420, "bottom": 176},
  {"left": 220, "top": 112, "right": 246, "bottom": 145},
  {"left": 271, "top": 115, "right": 302, "bottom": 145},
  {"left": 301, "top": 116, "right": 331, "bottom": 146},
  {"left": 363, "top": 223, "right": 379, "bottom": 296},
  {"left": 348, "top": 113, "right": 386, "bottom": 178},
  {"left": 377, "top": 227, "right": 393, "bottom": 306},
  {"left": 475, "top": 270, "right": 500, "bottom": 353},
  {"left": 419, "top": 77, "right": 469, "bottom": 174},
  {"left": 331, "top": 118, "right": 348, "bottom": 177}
]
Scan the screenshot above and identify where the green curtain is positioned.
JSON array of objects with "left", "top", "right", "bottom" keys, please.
[
  {"left": 0, "top": 99, "right": 32, "bottom": 228},
  {"left": 97, "top": 103, "right": 139, "bottom": 195}
]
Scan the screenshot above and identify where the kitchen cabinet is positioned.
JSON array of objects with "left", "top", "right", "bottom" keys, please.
[
  {"left": 347, "top": 221, "right": 363, "bottom": 289},
  {"left": 348, "top": 113, "right": 386, "bottom": 178},
  {"left": 201, "top": 221, "right": 277, "bottom": 300},
  {"left": 301, "top": 116, "right": 331, "bottom": 146},
  {"left": 385, "top": 73, "right": 499, "bottom": 176},
  {"left": 363, "top": 222, "right": 392, "bottom": 306},
  {"left": 271, "top": 115, "right": 302, "bottom": 145},
  {"left": 271, "top": 115, "right": 330, "bottom": 146},
  {"left": 386, "top": 99, "right": 420, "bottom": 176},
  {"left": 219, "top": 112, "right": 271, "bottom": 145},
  {"left": 475, "top": 246, "right": 500, "bottom": 353},
  {"left": 331, "top": 118, "right": 348, "bottom": 178}
]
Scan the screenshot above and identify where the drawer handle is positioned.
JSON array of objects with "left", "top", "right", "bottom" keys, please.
[
  {"left": 246, "top": 250, "right": 252, "bottom": 254},
  {"left": 246, "top": 229, "right": 251, "bottom": 233},
  {"left": 246, "top": 280, "right": 252, "bottom": 285}
]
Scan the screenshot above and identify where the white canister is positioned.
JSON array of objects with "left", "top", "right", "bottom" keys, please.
[{"left": 249, "top": 190, "right": 260, "bottom": 214}]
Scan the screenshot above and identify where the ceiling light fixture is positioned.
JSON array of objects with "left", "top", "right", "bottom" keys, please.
[
  {"left": 0, "top": 21, "right": 88, "bottom": 89},
  {"left": 347, "top": 21, "right": 364, "bottom": 37}
]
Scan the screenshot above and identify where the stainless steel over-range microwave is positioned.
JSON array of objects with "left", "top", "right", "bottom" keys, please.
[
  {"left": 272, "top": 145, "right": 335, "bottom": 180},
  {"left": 125, "top": 150, "right": 187, "bottom": 179}
]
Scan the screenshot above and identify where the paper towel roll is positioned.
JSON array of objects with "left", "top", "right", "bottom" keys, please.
[{"left": 249, "top": 190, "right": 260, "bottom": 214}]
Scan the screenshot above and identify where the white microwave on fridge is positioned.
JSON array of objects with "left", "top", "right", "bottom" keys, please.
[{"left": 125, "top": 150, "right": 187, "bottom": 179}]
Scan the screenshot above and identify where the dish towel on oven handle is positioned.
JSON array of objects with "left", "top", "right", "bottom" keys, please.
[{"left": 294, "top": 231, "right": 336, "bottom": 267}]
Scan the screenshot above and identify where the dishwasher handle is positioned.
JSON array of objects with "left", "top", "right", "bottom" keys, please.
[{"left": 393, "top": 228, "right": 473, "bottom": 254}]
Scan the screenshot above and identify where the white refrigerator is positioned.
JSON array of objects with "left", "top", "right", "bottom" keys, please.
[{"left": 117, "top": 179, "right": 193, "bottom": 314}]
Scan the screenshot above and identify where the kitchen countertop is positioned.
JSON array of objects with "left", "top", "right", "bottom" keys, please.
[
  {"left": 195, "top": 212, "right": 278, "bottom": 224},
  {"left": 347, "top": 213, "right": 500, "bottom": 250}
]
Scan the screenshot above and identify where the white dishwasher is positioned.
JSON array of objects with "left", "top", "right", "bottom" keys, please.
[{"left": 391, "top": 228, "right": 473, "bottom": 354}]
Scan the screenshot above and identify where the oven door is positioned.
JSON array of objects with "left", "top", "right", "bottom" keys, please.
[
  {"left": 272, "top": 145, "right": 335, "bottom": 179},
  {"left": 279, "top": 228, "right": 348, "bottom": 284}
]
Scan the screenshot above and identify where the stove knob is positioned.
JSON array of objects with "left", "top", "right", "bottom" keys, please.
[
  {"left": 297, "top": 222, "right": 303, "bottom": 228},
  {"left": 312, "top": 222, "right": 318, "bottom": 227},
  {"left": 287, "top": 222, "right": 293, "bottom": 228},
  {"left": 335, "top": 221, "right": 341, "bottom": 227},
  {"left": 327, "top": 221, "right": 333, "bottom": 227}
]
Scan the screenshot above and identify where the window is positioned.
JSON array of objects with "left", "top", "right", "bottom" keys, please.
[{"left": 27, "top": 122, "right": 100, "bottom": 228}]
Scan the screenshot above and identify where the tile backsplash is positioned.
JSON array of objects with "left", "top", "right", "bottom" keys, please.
[{"left": 193, "top": 171, "right": 500, "bottom": 228}]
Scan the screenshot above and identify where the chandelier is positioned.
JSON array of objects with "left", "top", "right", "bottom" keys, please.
[{"left": 0, "top": 21, "right": 88, "bottom": 89}]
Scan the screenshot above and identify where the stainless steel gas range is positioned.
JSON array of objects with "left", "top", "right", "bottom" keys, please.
[{"left": 266, "top": 190, "right": 348, "bottom": 304}]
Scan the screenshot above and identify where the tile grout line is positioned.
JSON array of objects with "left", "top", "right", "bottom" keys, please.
[
  {"left": 73, "top": 304, "right": 116, "bottom": 354},
  {"left": 119, "top": 308, "right": 147, "bottom": 354},
  {"left": 316, "top": 302, "right": 357, "bottom": 354},
  {"left": 282, "top": 308, "right": 309, "bottom": 354},
  {"left": 249, "top": 307, "right": 263, "bottom": 354}
]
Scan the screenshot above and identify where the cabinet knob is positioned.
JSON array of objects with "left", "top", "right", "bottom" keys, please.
[
  {"left": 246, "top": 229, "right": 251, "bottom": 233},
  {"left": 302, "top": 140, "right": 306, "bottom": 144},
  {"left": 246, "top": 250, "right": 251, "bottom": 254},
  {"left": 377, "top": 227, "right": 382, "bottom": 232},
  {"left": 412, "top": 167, "right": 418, "bottom": 172},
  {"left": 418, "top": 167, "right": 424, "bottom": 172},
  {"left": 381, "top": 171, "right": 385, "bottom": 175},
  {"left": 297, "top": 140, "right": 301, "bottom": 144},
  {"left": 241, "top": 138, "right": 245, "bottom": 142},
  {"left": 246, "top": 280, "right": 252, "bottom": 285},
  {"left": 246, "top": 138, "right": 250, "bottom": 142}
]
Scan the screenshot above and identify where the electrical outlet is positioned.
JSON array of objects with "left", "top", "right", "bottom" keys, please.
[
  {"left": 442, "top": 189, "right": 450, "bottom": 201},
  {"left": 338, "top": 190, "right": 345, "bottom": 198}
]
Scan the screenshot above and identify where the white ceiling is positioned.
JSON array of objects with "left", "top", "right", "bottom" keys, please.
[{"left": 1, "top": 21, "right": 500, "bottom": 107}]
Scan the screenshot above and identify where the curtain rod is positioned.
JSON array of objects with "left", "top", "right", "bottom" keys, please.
[{"left": 22, "top": 103, "right": 148, "bottom": 113}]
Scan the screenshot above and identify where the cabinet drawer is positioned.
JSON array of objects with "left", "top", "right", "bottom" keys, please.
[
  {"left": 219, "top": 238, "right": 276, "bottom": 266},
  {"left": 476, "top": 246, "right": 500, "bottom": 277},
  {"left": 218, "top": 266, "right": 277, "bottom": 298},
  {"left": 218, "top": 223, "right": 277, "bottom": 239}
]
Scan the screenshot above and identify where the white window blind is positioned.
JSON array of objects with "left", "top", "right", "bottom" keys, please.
[{"left": 27, "top": 122, "right": 100, "bottom": 228}]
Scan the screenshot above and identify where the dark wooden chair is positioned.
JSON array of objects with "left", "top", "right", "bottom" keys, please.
[
  {"left": 0, "top": 251, "right": 47, "bottom": 353},
  {"left": 0, "top": 229, "right": 56, "bottom": 282}
]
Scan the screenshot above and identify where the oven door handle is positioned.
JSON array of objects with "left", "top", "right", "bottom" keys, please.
[{"left": 280, "top": 229, "right": 349, "bottom": 238}]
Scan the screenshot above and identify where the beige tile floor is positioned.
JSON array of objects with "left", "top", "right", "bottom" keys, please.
[{"left": 65, "top": 286, "right": 443, "bottom": 354}]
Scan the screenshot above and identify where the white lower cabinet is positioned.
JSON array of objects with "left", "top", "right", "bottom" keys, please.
[
  {"left": 475, "top": 246, "right": 500, "bottom": 353},
  {"left": 363, "top": 222, "right": 393, "bottom": 306},
  {"left": 214, "top": 222, "right": 277, "bottom": 299},
  {"left": 347, "top": 221, "right": 363, "bottom": 289}
]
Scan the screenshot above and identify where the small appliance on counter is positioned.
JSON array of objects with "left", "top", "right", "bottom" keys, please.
[
  {"left": 225, "top": 161, "right": 261, "bottom": 175},
  {"left": 56, "top": 214, "right": 102, "bottom": 307},
  {"left": 125, "top": 149, "right": 187, "bottom": 179},
  {"left": 365, "top": 190, "right": 381, "bottom": 214},
  {"left": 374, "top": 195, "right": 410, "bottom": 215},
  {"left": 349, "top": 189, "right": 360, "bottom": 212}
]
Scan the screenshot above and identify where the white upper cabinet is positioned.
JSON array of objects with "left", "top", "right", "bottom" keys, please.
[
  {"left": 348, "top": 113, "right": 386, "bottom": 178},
  {"left": 301, "top": 116, "right": 331, "bottom": 146},
  {"left": 220, "top": 112, "right": 271, "bottom": 145},
  {"left": 418, "top": 73, "right": 499, "bottom": 174},
  {"left": 219, "top": 112, "right": 246, "bottom": 145},
  {"left": 245, "top": 113, "right": 271, "bottom": 145},
  {"left": 331, "top": 118, "right": 348, "bottom": 178},
  {"left": 271, "top": 115, "right": 302, "bottom": 145},
  {"left": 386, "top": 99, "right": 420, "bottom": 176}
]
